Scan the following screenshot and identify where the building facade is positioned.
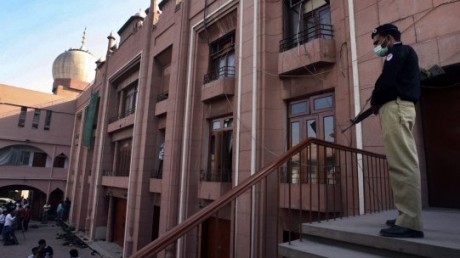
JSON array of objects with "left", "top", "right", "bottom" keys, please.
[
  {"left": 68, "top": 0, "right": 460, "bottom": 257},
  {"left": 0, "top": 35, "right": 96, "bottom": 218},
  {"left": 2, "top": 0, "right": 458, "bottom": 257}
]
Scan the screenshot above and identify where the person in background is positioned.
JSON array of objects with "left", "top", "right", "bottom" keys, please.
[
  {"left": 16, "top": 204, "right": 24, "bottom": 230},
  {"left": 56, "top": 201, "right": 64, "bottom": 226},
  {"left": 63, "top": 197, "right": 71, "bottom": 222},
  {"left": 27, "top": 246, "right": 40, "bottom": 258},
  {"left": 3, "top": 210, "right": 18, "bottom": 245},
  {"left": 37, "top": 239, "right": 54, "bottom": 258},
  {"left": 0, "top": 209, "right": 6, "bottom": 240},
  {"left": 370, "top": 23, "right": 423, "bottom": 238},
  {"left": 42, "top": 202, "right": 51, "bottom": 224},
  {"left": 157, "top": 143, "right": 164, "bottom": 178},
  {"left": 69, "top": 248, "right": 80, "bottom": 258},
  {"left": 22, "top": 205, "right": 32, "bottom": 231}
]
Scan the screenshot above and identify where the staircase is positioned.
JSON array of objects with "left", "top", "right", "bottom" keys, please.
[
  {"left": 132, "top": 138, "right": 396, "bottom": 257},
  {"left": 279, "top": 209, "right": 460, "bottom": 258}
]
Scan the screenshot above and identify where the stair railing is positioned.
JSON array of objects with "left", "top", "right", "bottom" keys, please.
[{"left": 131, "top": 138, "right": 391, "bottom": 257}]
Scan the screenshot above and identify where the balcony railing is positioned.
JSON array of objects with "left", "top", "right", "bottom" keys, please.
[
  {"left": 157, "top": 92, "right": 169, "bottom": 102},
  {"left": 103, "top": 169, "right": 130, "bottom": 177},
  {"left": 279, "top": 23, "right": 333, "bottom": 52},
  {"left": 108, "top": 107, "right": 136, "bottom": 123},
  {"left": 131, "top": 138, "right": 391, "bottom": 257},
  {"left": 201, "top": 169, "right": 232, "bottom": 183},
  {"left": 203, "top": 66, "right": 235, "bottom": 84}
]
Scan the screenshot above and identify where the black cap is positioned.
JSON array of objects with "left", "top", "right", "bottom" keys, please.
[{"left": 371, "top": 23, "right": 400, "bottom": 39}]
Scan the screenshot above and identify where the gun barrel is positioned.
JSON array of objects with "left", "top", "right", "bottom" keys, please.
[
  {"left": 351, "top": 108, "right": 374, "bottom": 124},
  {"left": 341, "top": 107, "right": 374, "bottom": 133}
]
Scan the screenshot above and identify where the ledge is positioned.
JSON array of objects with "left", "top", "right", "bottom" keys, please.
[
  {"left": 278, "top": 38, "right": 335, "bottom": 76},
  {"left": 201, "top": 77, "right": 235, "bottom": 102}
]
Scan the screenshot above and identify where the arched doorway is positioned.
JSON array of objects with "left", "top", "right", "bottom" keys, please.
[
  {"left": 48, "top": 188, "right": 64, "bottom": 220},
  {"left": 0, "top": 184, "right": 47, "bottom": 220}
]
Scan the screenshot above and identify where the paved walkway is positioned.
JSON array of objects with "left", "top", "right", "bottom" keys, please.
[{"left": 1, "top": 221, "right": 99, "bottom": 258}]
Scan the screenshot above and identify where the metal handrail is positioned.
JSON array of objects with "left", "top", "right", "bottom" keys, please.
[
  {"left": 279, "top": 23, "right": 333, "bottom": 52},
  {"left": 108, "top": 107, "right": 136, "bottom": 123},
  {"left": 131, "top": 138, "right": 388, "bottom": 257},
  {"left": 203, "top": 66, "right": 236, "bottom": 84}
]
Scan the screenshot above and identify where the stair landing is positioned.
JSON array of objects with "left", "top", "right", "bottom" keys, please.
[{"left": 280, "top": 208, "right": 460, "bottom": 258}]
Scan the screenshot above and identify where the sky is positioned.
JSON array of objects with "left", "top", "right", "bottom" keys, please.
[{"left": 0, "top": 0, "right": 152, "bottom": 93}]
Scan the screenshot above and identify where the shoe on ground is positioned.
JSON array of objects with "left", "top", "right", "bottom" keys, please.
[
  {"left": 385, "top": 219, "right": 396, "bottom": 226},
  {"left": 380, "top": 225, "right": 424, "bottom": 238}
]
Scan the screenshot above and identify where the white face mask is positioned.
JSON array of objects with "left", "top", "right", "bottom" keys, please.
[{"left": 374, "top": 44, "right": 388, "bottom": 57}]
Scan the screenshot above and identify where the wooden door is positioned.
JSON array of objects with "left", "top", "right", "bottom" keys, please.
[
  {"left": 201, "top": 218, "right": 230, "bottom": 258},
  {"left": 113, "top": 198, "right": 127, "bottom": 246},
  {"left": 421, "top": 86, "right": 460, "bottom": 208}
]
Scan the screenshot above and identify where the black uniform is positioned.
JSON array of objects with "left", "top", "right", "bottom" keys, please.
[{"left": 371, "top": 42, "right": 420, "bottom": 108}]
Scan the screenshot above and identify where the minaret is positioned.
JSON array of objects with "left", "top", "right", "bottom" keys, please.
[
  {"left": 152, "top": 0, "right": 160, "bottom": 25},
  {"left": 107, "top": 31, "right": 117, "bottom": 54},
  {"left": 80, "top": 27, "right": 87, "bottom": 50}
]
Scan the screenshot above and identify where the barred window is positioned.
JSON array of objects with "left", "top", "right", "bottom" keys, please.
[
  {"left": 18, "top": 106, "right": 27, "bottom": 127},
  {"left": 44, "top": 110, "right": 52, "bottom": 130},
  {"left": 32, "top": 108, "right": 41, "bottom": 129}
]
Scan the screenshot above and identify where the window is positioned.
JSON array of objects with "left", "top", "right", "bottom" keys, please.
[
  {"left": 122, "top": 83, "right": 137, "bottom": 118},
  {"left": 19, "top": 151, "right": 31, "bottom": 166},
  {"left": 32, "top": 108, "right": 41, "bottom": 129},
  {"left": 204, "top": 33, "right": 236, "bottom": 84},
  {"left": 44, "top": 110, "right": 52, "bottom": 130},
  {"left": 160, "top": 65, "right": 170, "bottom": 99},
  {"left": 206, "top": 117, "right": 233, "bottom": 182},
  {"left": 18, "top": 106, "right": 27, "bottom": 127},
  {"left": 303, "top": 1, "right": 332, "bottom": 40},
  {"left": 115, "top": 139, "right": 132, "bottom": 176},
  {"left": 288, "top": 93, "right": 335, "bottom": 184},
  {"left": 281, "top": 0, "right": 332, "bottom": 51},
  {"left": 32, "top": 152, "right": 47, "bottom": 167},
  {"left": 155, "top": 46, "right": 172, "bottom": 102},
  {"left": 53, "top": 153, "right": 67, "bottom": 168},
  {"left": 0, "top": 147, "right": 50, "bottom": 167}
]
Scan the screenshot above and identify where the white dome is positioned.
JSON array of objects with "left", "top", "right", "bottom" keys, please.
[{"left": 52, "top": 49, "right": 96, "bottom": 83}]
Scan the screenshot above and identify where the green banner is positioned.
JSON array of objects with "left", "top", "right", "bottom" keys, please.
[{"left": 82, "top": 93, "right": 99, "bottom": 147}]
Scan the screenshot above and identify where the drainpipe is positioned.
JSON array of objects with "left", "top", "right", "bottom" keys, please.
[
  {"left": 68, "top": 105, "right": 84, "bottom": 223},
  {"left": 234, "top": 0, "right": 243, "bottom": 256},
  {"left": 250, "top": 0, "right": 259, "bottom": 257},
  {"left": 347, "top": 0, "right": 365, "bottom": 215}
]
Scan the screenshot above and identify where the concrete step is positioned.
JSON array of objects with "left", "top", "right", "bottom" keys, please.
[
  {"left": 279, "top": 209, "right": 460, "bottom": 258},
  {"left": 279, "top": 235, "right": 421, "bottom": 258}
]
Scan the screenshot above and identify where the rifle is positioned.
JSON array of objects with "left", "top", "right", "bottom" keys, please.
[{"left": 341, "top": 107, "right": 374, "bottom": 133}]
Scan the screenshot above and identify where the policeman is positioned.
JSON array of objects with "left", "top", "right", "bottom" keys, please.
[{"left": 370, "top": 23, "right": 424, "bottom": 238}]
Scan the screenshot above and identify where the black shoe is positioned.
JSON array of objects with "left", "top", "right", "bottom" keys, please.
[
  {"left": 380, "top": 225, "right": 424, "bottom": 238},
  {"left": 385, "top": 219, "right": 396, "bottom": 226}
]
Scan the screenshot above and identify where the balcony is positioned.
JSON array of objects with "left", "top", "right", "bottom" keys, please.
[
  {"left": 198, "top": 181, "right": 232, "bottom": 200},
  {"left": 107, "top": 107, "right": 135, "bottom": 132},
  {"left": 155, "top": 93, "right": 168, "bottom": 116},
  {"left": 199, "top": 169, "right": 232, "bottom": 200},
  {"left": 279, "top": 24, "right": 335, "bottom": 76},
  {"left": 101, "top": 170, "right": 129, "bottom": 188},
  {"left": 149, "top": 178, "right": 163, "bottom": 193},
  {"left": 0, "top": 166, "right": 67, "bottom": 181},
  {"left": 201, "top": 66, "right": 235, "bottom": 102}
]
